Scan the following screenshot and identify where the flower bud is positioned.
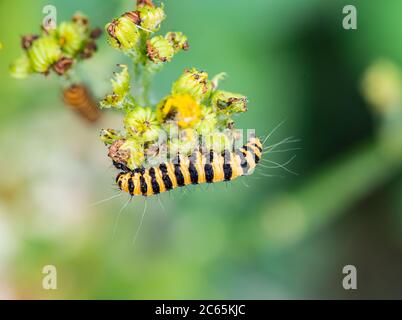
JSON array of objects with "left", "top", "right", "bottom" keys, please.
[
  {"left": 72, "top": 13, "right": 89, "bottom": 26},
  {"left": 165, "top": 32, "right": 189, "bottom": 53},
  {"left": 26, "top": 36, "right": 62, "bottom": 73},
  {"left": 195, "top": 106, "right": 217, "bottom": 134},
  {"left": 217, "top": 117, "right": 235, "bottom": 131},
  {"left": 121, "top": 139, "right": 146, "bottom": 169},
  {"left": 21, "top": 34, "right": 39, "bottom": 50},
  {"left": 106, "top": 15, "right": 140, "bottom": 50},
  {"left": 108, "top": 139, "right": 145, "bottom": 170},
  {"left": 123, "top": 11, "right": 141, "bottom": 25},
  {"left": 124, "top": 107, "right": 160, "bottom": 142},
  {"left": 90, "top": 28, "right": 103, "bottom": 39},
  {"left": 157, "top": 94, "right": 202, "bottom": 129},
  {"left": 52, "top": 56, "right": 74, "bottom": 75},
  {"left": 137, "top": 4, "right": 165, "bottom": 32},
  {"left": 80, "top": 40, "right": 97, "bottom": 59},
  {"left": 100, "top": 129, "right": 123, "bottom": 145},
  {"left": 172, "top": 68, "right": 213, "bottom": 103},
  {"left": 11, "top": 13, "right": 100, "bottom": 79},
  {"left": 101, "top": 64, "right": 131, "bottom": 109},
  {"left": 137, "top": 0, "right": 155, "bottom": 8},
  {"left": 146, "top": 36, "right": 174, "bottom": 63},
  {"left": 211, "top": 90, "right": 248, "bottom": 114},
  {"left": 57, "top": 14, "right": 100, "bottom": 59},
  {"left": 10, "top": 54, "right": 33, "bottom": 79},
  {"left": 108, "top": 139, "right": 130, "bottom": 166},
  {"left": 57, "top": 21, "right": 88, "bottom": 56}
]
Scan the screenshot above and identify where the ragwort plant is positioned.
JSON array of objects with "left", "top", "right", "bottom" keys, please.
[{"left": 99, "top": 0, "right": 265, "bottom": 197}]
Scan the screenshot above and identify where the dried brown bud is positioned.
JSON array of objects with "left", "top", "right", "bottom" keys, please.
[
  {"left": 21, "top": 34, "right": 39, "bottom": 50},
  {"left": 90, "top": 28, "right": 103, "bottom": 39},
  {"left": 52, "top": 57, "right": 74, "bottom": 75},
  {"left": 123, "top": 11, "right": 141, "bottom": 25},
  {"left": 80, "top": 41, "right": 97, "bottom": 59},
  {"left": 72, "top": 13, "right": 89, "bottom": 25},
  {"left": 227, "top": 121, "right": 235, "bottom": 130},
  {"left": 147, "top": 40, "right": 167, "bottom": 62},
  {"left": 165, "top": 32, "right": 189, "bottom": 52},
  {"left": 108, "top": 139, "right": 130, "bottom": 165},
  {"left": 146, "top": 36, "right": 174, "bottom": 63},
  {"left": 137, "top": 0, "right": 154, "bottom": 8},
  {"left": 106, "top": 19, "right": 118, "bottom": 39}
]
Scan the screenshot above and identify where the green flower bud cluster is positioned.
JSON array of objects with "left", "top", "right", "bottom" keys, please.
[
  {"left": 106, "top": 12, "right": 141, "bottom": 51},
  {"left": 100, "top": 64, "right": 161, "bottom": 167},
  {"left": 10, "top": 13, "right": 101, "bottom": 78},
  {"left": 102, "top": 65, "right": 249, "bottom": 169},
  {"left": 124, "top": 107, "right": 161, "bottom": 142},
  {"left": 119, "top": 139, "right": 146, "bottom": 169},
  {"left": 105, "top": 0, "right": 188, "bottom": 67},
  {"left": 101, "top": 2, "right": 250, "bottom": 170},
  {"left": 137, "top": 2, "right": 165, "bottom": 32},
  {"left": 163, "top": 68, "right": 247, "bottom": 133}
]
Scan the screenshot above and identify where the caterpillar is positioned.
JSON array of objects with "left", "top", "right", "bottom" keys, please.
[
  {"left": 62, "top": 84, "right": 101, "bottom": 123},
  {"left": 115, "top": 137, "right": 263, "bottom": 196}
]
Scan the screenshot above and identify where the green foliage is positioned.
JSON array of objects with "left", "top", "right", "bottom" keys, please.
[{"left": 100, "top": 64, "right": 133, "bottom": 110}]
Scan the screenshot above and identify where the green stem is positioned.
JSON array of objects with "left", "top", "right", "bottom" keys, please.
[
  {"left": 141, "top": 65, "right": 152, "bottom": 106},
  {"left": 132, "top": 58, "right": 152, "bottom": 107},
  {"left": 131, "top": 33, "right": 154, "bottom": 107}
]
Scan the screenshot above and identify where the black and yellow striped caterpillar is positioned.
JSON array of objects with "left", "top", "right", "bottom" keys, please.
[
  {"left": 115, "top": 137, "right": 262, "bottom": 196},
  {"left": 62, "top": 84, "right": 101, "bottom": 123}
]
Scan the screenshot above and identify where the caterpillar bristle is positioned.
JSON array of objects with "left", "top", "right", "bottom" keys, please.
[
  {"left": 115, "top": 137, "right": 263, "bottom": 197},
  {"left": 62, "top": 84, "right": 101, "bottom": 123}
]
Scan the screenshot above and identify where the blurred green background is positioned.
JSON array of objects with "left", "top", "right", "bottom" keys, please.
[{"left": 1, "top": 0, "right": 402, "bottom": 299}]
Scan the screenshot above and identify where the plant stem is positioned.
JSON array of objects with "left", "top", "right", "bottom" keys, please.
[{"left": 133, "top": 58, "right": 153, "bottom": 107}]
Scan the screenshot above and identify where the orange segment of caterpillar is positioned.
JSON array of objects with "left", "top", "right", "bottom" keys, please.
[
  {"left": 62, "top": 84, "right": 101, "bottom": 123},
  {"left": 115, "top": 137, "right": 262, "bottom": 196}
]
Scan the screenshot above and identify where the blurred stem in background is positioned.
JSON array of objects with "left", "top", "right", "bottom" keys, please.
[{"left": 251, "top": 60, "right": 402, "bottom": 254}]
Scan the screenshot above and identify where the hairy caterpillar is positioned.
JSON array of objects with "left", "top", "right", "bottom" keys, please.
[
  {"left": 62, "top": 84, "right": 101, "bottom": 123},
  {"left": 115, "top": 137, "right": 262, "bottom": 196}
]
